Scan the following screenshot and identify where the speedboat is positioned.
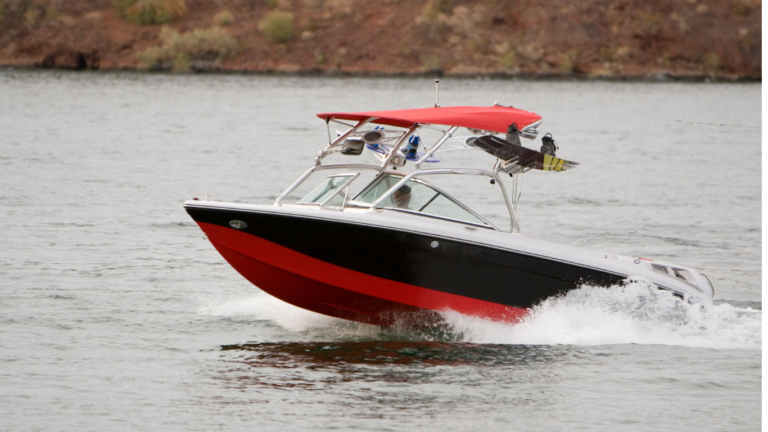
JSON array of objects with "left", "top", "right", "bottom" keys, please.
[{"left": 184, "top": 104, "right": 715, "bottom": 326}]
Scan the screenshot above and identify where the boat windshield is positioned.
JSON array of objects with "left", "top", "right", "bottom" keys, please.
[
  {"left": 354, "top": 174, "right": 487, "bottom": 226},
  {"left": 297, "top": 173, "right": 356, "bottom": 206}
]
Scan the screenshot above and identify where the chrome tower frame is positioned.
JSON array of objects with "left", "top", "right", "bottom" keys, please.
[{"left": 275, "top": 118, "right": 523, "bottom": 233}]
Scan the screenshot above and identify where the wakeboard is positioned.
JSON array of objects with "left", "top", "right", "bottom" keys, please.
[{"left": 472, "top": 135, "right": 579, "bottom": 172}]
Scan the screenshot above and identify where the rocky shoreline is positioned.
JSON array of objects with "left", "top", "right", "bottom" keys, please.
[
  {"left": 0, "top": 0, "right": 761, "bottom": 80},
  {"left": 2, "top": 66, "right": 758, "bottom": 83}
]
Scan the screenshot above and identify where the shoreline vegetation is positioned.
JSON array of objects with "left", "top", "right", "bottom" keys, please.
[{"left": 0, "top": 0, "right": 761, "bottom": 81}]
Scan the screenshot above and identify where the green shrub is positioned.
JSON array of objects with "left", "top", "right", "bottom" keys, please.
[
  {"left": 324, "top": 0, "right": 353, "bottom": 18},
  {"left": 313, "top": 49, "right": 325, "bottom": 65},
  {"left": 259, "top": 10, "right": 294, "bottom": 43},
  {"left": 113, "top": 0, "right": 187, "bottom": 25},
  {"left": 137, "top": 26, "right": 238, "bottom": 71},
  {"left": 174, "top": 27, "right": 237, "bottom": 59},
  {"left": 731, "top": 0, "right": 750, "bottom": 15},
  {"left": 213, "top": 10, "right": 233, "bottom": 26},
  {"left": 702, "top": 51, "right": 720, "bottom": 78},
  {"left": 426, "top": 0, "right": 452, "bottom": 15},
  {"left": 499, "top": 50, "right": 516, "bottom": 71},
  {"left": 558, "top": 50, "right": 579, "bottom": 73},
  {"left": 416, "top": 0, "right": 454, "bottom": 40},
  {"left": 420, "top": 55, "right": 440, "bottom": 71},
  {"left": 112, "top": 0, "right": 136, "bottom": 14},
  {"left": 23, "top": 7, "right": 40, "bottom": 29},
  {"left": 173, "top": 52, "right": 191, "bottom": 71},
  {"left": 45, "top": 5, "right": 60, "bottom": 20},
  {"left": 136, "top": 45, "right": 168, "bottom": 70}
]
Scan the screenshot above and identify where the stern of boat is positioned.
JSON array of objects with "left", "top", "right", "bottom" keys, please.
[{"left": 645, "top": 259, "right": 715, "bottom": 301}]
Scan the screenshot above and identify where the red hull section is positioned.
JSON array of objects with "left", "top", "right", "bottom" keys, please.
[{"left": 197, "top": 222, "right": 529, "bottom": 326}]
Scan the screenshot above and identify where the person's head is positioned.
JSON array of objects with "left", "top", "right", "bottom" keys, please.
[{"left": 392, "top": 184, "right": 411, "bottom": 209}]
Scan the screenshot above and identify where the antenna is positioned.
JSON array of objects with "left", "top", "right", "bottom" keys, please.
[{"left": 434, "top": 78, "right": 440, "bottom": 108}]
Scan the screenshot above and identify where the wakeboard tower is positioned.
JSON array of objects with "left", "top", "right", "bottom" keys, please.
[{"left": 184, "top": 101, "right": 714, "bottom": 327}]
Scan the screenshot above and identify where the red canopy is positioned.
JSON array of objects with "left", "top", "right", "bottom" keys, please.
[{"left": 317, "top": 106, "right": 542, "bottom": 134}]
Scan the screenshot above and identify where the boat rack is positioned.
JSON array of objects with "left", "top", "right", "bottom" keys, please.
[{"left": 277, "top": 116, "right": 522, "bottom": 233}]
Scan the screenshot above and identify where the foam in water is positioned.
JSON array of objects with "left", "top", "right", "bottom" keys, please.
[
  {"left": 442, "top": 279, "right": 762, "bottom": 350},
  {"left": 198, "top": 279, "right": 761, "bottom": 350}
]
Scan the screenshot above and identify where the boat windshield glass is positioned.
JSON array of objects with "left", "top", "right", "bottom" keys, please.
[
  {"left": 298, "top": 173, "right": 356, "bottom": 206},
  {"left": 354, "top": 174, "right": 486, "bottom": 225}
]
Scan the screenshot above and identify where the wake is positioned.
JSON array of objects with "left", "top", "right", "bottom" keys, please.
[
  {"left": 198, "top": 279, "right": 761, "bottom": 350},
  {"left": 441, "top": 280, "right": 761, "bottom": 350}
]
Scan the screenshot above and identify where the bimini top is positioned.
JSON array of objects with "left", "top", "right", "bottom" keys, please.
[{"left": 317, "top": 105, "right": 542, "bottom": 135}]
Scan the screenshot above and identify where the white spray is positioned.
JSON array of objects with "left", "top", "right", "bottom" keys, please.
[{"left": 198, "top": 279, "right": 761, "bottom": 350}]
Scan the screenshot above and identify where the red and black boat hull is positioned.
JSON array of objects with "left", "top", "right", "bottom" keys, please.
[{"left": 186, "top": 205, "right": 626, "bottom": 326}]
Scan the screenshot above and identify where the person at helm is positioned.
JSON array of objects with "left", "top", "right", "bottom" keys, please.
[{"left": 392, "top": 184, "right": 411, "bottom": 209}]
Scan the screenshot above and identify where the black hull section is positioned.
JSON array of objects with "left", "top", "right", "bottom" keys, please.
[{"left": 186, "top": 207, "right": 627, "bottom": 309}]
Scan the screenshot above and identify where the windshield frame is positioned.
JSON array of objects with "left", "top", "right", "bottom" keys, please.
[
  {"left": 351, "top": 173, "right": 499, "bottom": 230},
  {"left": 297, "top": 172, "right": 361, "bottom": 208},
  {"left": 366, "top": 169, "right": 520, "bottom": 233},
  {"left": 274, "top": 164, "right": 520, "bottom": 233}
]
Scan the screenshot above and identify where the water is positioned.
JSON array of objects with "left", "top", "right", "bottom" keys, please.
[{"left": 0, "top": 70, "right": 760, "bottom": 431}]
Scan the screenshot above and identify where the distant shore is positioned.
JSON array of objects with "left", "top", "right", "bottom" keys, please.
[
  {"left": 0, "top": 65, "right": 760, "bottom": 83},
  {"left": 0, "top": 0, "right": 761, "bottom": 80}
]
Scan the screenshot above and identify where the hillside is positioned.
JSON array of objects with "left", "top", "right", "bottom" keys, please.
[{"left": 0, "top": 0, "right": 761, "bottom": 79}]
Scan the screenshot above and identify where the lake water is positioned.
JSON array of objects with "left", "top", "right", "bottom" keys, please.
[{"left": 0, "top": 70, "right": 761, "bottom": 431}]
